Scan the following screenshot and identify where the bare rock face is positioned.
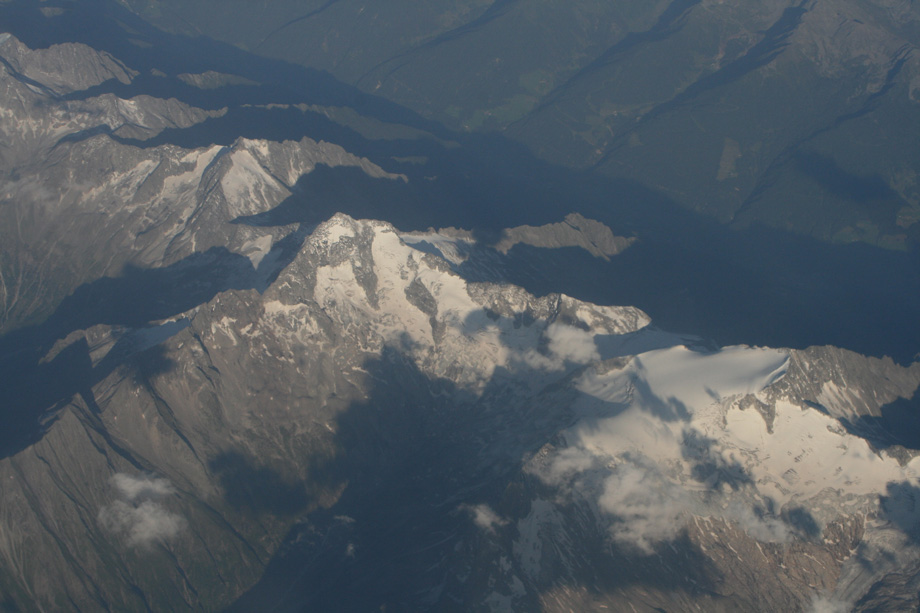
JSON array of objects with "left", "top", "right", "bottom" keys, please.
[
  {"left": 177, "top": 70, "right": 258, "bottom": 90},
  {"left": 0, "top": 34, "right": 222, "bottom": 158},
  {"left": 0, "top": 33, "right": 135, "bottom": 95},
  {"left": 74, "top": 93, "right": 228, "bottom": 141},
  {"left": 0, "top": 132, "right": 396, "bottom": 332},
  {"left": 447, "top": 339, "right": 919, "bottom": 612},
  {"left": 772, "top": 346, "right": 920, "bottom": 422},
  {"left": 0, "top": 211, "right": 653, "bottom": 611},
  {"left": 767, "top": 346, "right": 920, "bottom": 459},
  {"left": 5, "top": 209, "right": 919, "bottom": 611},
  {"left": 0, "top": 37, "right": 404, "bottom": 333},
  {"left": 494, "top": 213, "right": 636, "bottom": 260},
  {"left": 2, "top": 27, "right": 920, "bottom": 613}
]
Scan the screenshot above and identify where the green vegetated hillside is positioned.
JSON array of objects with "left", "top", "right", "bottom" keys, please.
[{"left": 116, "top": 0, "right": 920, "bottom": 249}]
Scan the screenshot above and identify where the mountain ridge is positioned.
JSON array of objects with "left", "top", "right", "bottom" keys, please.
[
  {"left": 0, "top": 12, "right": 919, "bottom": 611},
  {"left": 2, "top": 208, "right": 919, "bottom": 611}
]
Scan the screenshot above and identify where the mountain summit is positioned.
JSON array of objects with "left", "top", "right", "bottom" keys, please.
[{"left": 1, "top": 6, "right": 919, "bottom": 612}]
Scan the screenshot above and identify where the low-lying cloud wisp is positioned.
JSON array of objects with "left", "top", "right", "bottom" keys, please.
[{"left": 98, "top": 473, "right": 185, "bottom": 548}]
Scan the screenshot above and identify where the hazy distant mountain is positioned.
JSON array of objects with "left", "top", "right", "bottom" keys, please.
[{"left": 1, "top": 3, "right": 920, "bottom": 612}]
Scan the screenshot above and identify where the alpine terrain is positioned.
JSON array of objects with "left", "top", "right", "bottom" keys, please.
[{"left": 0, "top": 1, "right": 919, "bottom": 612}]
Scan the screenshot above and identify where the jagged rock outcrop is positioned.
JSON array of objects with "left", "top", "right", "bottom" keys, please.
[
  {"left": 493, "top": 213, "right": 636, "bottom": 260},
  {"left": 0, "top": 33, "right": 135, "bottom": 95},
  {"left": 0, "top": 211, "right": 652, "bottom": 611},
  {"left": 0, "top": 36, "right": 404, "bottom": 333},
  {"left": 771, "top": 346, "right": 920, "bottom": 423},
  {"left": 2, "top": 21, "right": 920, "bottom": 613},
  {"left": 2, "top": 204, "right": 920, "bottom": 611},
  {"left": 176, "top": 70, "right": 258, "bottom": 90}
]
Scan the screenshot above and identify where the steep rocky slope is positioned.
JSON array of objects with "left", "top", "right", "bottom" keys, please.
[
  {"left": 0, "top": 210, "right": 651, "bottom": 610},
  {"left": 1, "top": 20, "right": 920, "bottom": 613},
  {"left": 0, "top": 34, "right": 403, "bottom": 333},
  {"left": 4, "top": 207, "right": 920, "bottom": 611}
]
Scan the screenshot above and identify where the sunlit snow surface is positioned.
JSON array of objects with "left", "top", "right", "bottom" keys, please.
[
  {"left": 307, "top": 217, "right": 920, "bottom": 563},
  {"left": 215, "top": 214, "right": 919, "bottom": 604},
  {"left": 529, "top": 341, "right": 920, "bottom": 554},
  {"left": 330, "top": 217, "right": 920, "bottom": 555}
]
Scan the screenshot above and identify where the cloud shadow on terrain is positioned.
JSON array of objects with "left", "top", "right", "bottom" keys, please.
[
  {"left": 0, "top": 0, "right": 917, "bottom": 463},
  {"left": 880, "top": 481, "right": 920, "bottom": 546},
  {"left": 224, "top": 343, "right": 722, "bottom": 610},
  {"left": 681, "top": 429, "right": 753, "bottom": 492},
  {"left": 209, "top": 451, "right": 311, "bottom": 517},
  {"left": 794, "top": 151, "right": 904, "bottom": 207},
  {"left": 0, "top": 3, "right": 914, "bottom": 610},
  {"left": 227, "top": 315, "right": 823, "bottom": 610},
  {"left": 839, "top": 388, "right": 920, "bottom": 455},
  {"left": 0, "top": 0, "right": 916, "bottom": 497}
]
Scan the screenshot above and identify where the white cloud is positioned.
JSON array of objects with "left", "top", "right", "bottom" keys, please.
[
  {"left": 528, "top": 446, "right": 601, "bottom": 488},
  {"left": 99, "top": 500, "right": 185, "bottom": 547},
  {"left": 519, "top": 348, "right": 562, "bottom": 372},
  {"left": 545, "top": 322, "right": 599, "bottom": 364},
  {"left": 99, "top": 473, "right": 185, "bottom": 548},
  {"left": 722, "top": 502, "right": 791, "bottom": 544},
  {"left": 807, "top": 595, "right": 851, "bottom": 613},
  {"left": 534, "top": 446, "right": 794, "bottom": 555},
  {"left": 463, "top": 503, "right": 508, "bottom": 533},
  {"left": 524, "top": 342, "right": 804, "bottom": 555},
  {"left": 598, "top": 458, "right": 690, "bottom": 553},
  {"left": 112, "top": 473, "right": 176, "bottom": 501}
]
